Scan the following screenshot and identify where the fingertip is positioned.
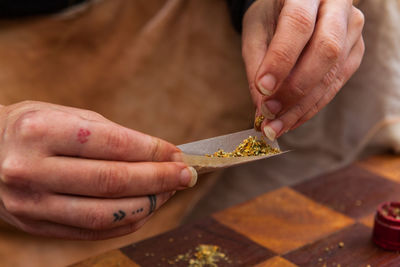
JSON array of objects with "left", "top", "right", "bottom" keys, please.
[
  {"left": 263, "top": 125, "right": 276, "bottom": 141},
  {"left": 261, "top": 99, "right": 282, "bottom": 120},
  {"left": 179, "top": 166, "right": 197, "bottom": 188},
  {"left": 263, "top": 119, "right": 283, "bottom": 141},
  {"left": 187, "top": 167, "right": 198, "bottom": 187},
  {"left": 257, "top": 74, "right": 276, "bottom": 96}
]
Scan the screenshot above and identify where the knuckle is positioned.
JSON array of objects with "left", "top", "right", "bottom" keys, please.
[
  {"left": 149, "top": 137, "right": 163, "bottom": 161},
  {"left": 287, "top": 79, "right": 306, "bottom": 98},
  {"left": 153, "top": 166, "right": 169, "bottom": 192},
  {"left": 83, "top": 208, "right": 107, "bottom": 230},
  {"left": 242, "top": 39, "right": 267, "bottom": 60},
  {"left": 284, "top": 6, "right": 315, "bottom": 34},
  {"left": 315, "top": 96, "right": 330, "bottom": 114},
  {"left": 84, "top": 110, "right": 107, "bottom": 121},
  {"left": 105, "top": 129, "right": 129, "bottom": 156},
  {"left": 14, "top": 110, "right": 47, "bottom": 141},
  {"left": 292, "top": 103, "right": 309, "bottom": 119},
  {"left": 1, "top": 156, "right": 26, "bottom": 184},
  {"left": 79, "top": 228, "right": 102, "bottom": 241},
  {"left": 353, "top": 7, "right": 365, "bottom": 28},
  {"left": 96, "top": 165, "right": 127, "bottom": 196},
  {"left": 309, "top": 102, "right": 320, "bottom": 117},
  {"left": 322, "top": 63, "right": 339, "bottom": 87},
  {"left": 3, "top": 195, "right": 24, "bottom": 216},
  {"left": 331, "top": 78, "right": 343, "bottom": 94},
  {"left": 270, "top": 46, "right": 294, "bottom": 66},
  {"left": 146, "top": 165, "right": 167, "bottom": 193},
  {"left": 317, "top": 36, "right": 342, "bottom": 63}
]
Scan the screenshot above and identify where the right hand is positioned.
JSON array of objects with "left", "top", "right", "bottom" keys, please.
[
  {"left": 0, "top": 101, "right": 197, "bottom": 240},
  {"left": 242, "top": 0, "right": 364, "bottom": 140}
]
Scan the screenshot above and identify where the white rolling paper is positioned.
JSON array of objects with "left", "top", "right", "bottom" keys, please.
[{"left": 177, "top": 129, "right": 288, "bottom": 174}]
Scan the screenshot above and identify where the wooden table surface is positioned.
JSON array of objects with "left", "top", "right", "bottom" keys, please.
[{"left": 71, "top": 154, "right": 400, "bottom": 267}]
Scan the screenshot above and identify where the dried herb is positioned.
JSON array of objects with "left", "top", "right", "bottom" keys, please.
[
  {"left": 382, "top": 203, "right": 400, "bottom": 219},
  {"left": 171, "top": 244, "right": 230, "bottom": 267},
  {"left": 254, "top": 115, "right": 265, "bottom": 130},
  {"left": 206, "top": 136, "right": 280, "bottom": 158}
]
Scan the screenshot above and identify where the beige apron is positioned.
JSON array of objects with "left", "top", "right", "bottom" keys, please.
[
  {"left": 0, "top": 0, "right": 399, "bottom": 266},
  {"left": 0, "top": 0, "right": 253, "bottom": 266}
]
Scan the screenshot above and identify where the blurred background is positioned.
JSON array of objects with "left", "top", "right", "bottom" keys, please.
[{"left": 1, "top": 0, "right": 400, "bottom": 266}]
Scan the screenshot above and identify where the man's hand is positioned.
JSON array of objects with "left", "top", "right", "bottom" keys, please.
[
  {"left": 242, "top": 0, "right": 365, "bottom": 140},
  {"left": 0, "top": 101, "right": 197, "bottom": 240}
]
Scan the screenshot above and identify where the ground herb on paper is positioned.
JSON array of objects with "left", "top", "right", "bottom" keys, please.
[{"left": 206, "top": 136, "right": 280, "bottom": 158}]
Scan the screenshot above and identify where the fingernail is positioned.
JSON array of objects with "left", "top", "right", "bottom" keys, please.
[
  {"left": 180, "top": 167, "right": 198, "bottom": 187},
  {"left": 171, "top": 152, "right": 183, "bottom": 162},
  {"left": 261, "top": 100, "right": 282, "bottom": 120},
  {"left": 258, "top": 74, "right": 276, "bottom": 96},
  {"left": 263, "top": 119, "right": 283, "bottom": 141}
]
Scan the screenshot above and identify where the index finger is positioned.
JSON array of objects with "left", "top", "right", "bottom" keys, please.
[
  {"left": 15, "top": 109, "right": 180, "bottom": 162},
  {"left": 256, "top": 0, "right": 319, "bottom": 96}
]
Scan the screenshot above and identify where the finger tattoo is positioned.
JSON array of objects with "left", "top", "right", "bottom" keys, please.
[
  {"left": 148, "top": 195, "right": 157, "bottom": 215},
  {"left": 113, "top": 210, "right": 126, "bottom": 222},
  {"left": 77, "top": 128, "right": 91, "bottom": 144},
  {"left": 132, "top": 208, "right": 144, "bottom": 215}
]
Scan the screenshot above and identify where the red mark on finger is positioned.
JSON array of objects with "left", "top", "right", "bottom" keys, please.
[{"left": 77, "top": 128, "right": 91, "bottom": 144}]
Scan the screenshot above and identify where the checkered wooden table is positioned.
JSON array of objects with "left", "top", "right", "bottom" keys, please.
[{"left": 71, "top": 154, "right": 400, "bottom": 267}]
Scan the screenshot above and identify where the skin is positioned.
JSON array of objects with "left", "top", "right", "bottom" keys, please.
[
  {"left": 242, "top": 0, "right": 365, "bottom": 140},
  {"left": 0, "top": 101, "right": 197, "bottom": 240},
  {"left": 0, "top": 0, "right": 364, "bottom": 240}
]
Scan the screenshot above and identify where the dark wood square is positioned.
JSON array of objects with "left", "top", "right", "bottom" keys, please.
[
  {"left": 120, "top": 218, "right": 275, "bottom": 266},
  {"left": 292, "top": 165, "right": 400, "bottom": 218},
  {"left": 284, "top": 223, "right": 400, "bottom": 267}
]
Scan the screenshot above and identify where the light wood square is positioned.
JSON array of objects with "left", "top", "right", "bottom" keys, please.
[
  {"left": 213, "top": 187, "right": 354, "bottom": 254},
  {"left": 70, "top": 250, "right": 139, "bottom": 267},
  {"left": 358, "top": 155, "right": 400, "bottom": 183}
]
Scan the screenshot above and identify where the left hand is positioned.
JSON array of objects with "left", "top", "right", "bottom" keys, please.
[
  {"left": 0, "top": 101, "right": 196, "bottom": 240},
  {"left": 242, "top": 0, "right": 365, "bottom": 140}
]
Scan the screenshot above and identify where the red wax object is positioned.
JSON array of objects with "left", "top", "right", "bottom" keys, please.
[{"left": 373, "top": 202, "right": 400, "bottom": 251}]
